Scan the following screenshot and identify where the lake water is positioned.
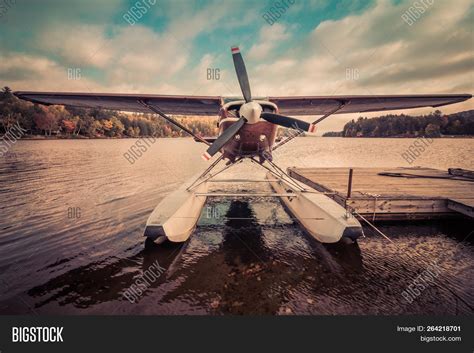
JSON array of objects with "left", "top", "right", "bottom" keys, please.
[{"left": 0, "top": 137, "right": 473, "bottom": 315}]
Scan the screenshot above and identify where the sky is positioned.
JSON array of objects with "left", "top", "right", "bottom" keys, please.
[{"left": 0, "top": 0, "right": 473, "bottom": 133}]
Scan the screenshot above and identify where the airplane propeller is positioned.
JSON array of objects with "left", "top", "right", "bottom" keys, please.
[
  {"left": 260, "top": 112, "right": 316, "bottom": 133},
  {"left": 202, "top": 116, "right": 246, "bottom": 161},
  {"left": 231, "top": 46, "right": 252, "bottom": 103},
  {"left": 202, "top": 46, "right": 317, "bottom": 160}
]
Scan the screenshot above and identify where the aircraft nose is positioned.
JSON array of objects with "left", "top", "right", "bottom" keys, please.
[
  {"left": 252, "top": 107, "right": 262, "bottom": 122},
  {"left": 239, "top": 101, "right": 262, "bottom": 124}
]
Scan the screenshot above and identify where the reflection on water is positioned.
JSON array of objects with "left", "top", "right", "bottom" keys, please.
[{"left": 0, "top": 138, "right": 472, "bottom": 315}]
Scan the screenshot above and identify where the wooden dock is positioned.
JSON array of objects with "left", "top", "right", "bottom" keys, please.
[{"left": 288, "top": 167, "right": 474, "bottom": 221}]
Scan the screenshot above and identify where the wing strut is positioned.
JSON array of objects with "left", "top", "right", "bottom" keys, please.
[
  {"left": 272, "top": 100, "right": 349, "bottom": 151},
  {"left": 312, "top": 100, "right": 350, "bottom": 124},
  {"left": 138, "top": 100, "right": 211, "bottom": 146}
]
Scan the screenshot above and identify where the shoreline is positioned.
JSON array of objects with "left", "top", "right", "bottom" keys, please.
[{"left": 9, "top": 135, "right": 474, "bottom": 140}]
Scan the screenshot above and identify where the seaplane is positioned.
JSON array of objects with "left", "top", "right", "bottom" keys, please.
[{"left": 15, "top": 47, "right": 472, "bottom": 245}]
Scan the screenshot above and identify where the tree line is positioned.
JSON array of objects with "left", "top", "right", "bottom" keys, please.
[
  {"left": 323, "top": 110, "right": 474, "bottom": 137},
  {"left": 0, "top": 86, "right": 219, "bottom": 138}
]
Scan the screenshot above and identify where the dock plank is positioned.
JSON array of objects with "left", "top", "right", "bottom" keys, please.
[{"left": 288, "top": 167, "right": 474, "bottom": 220}]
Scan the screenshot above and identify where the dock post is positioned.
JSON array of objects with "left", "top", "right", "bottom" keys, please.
[
  {"left": 346, "top": 168, "right": 353, "bottom": 200},
  {"left": 344, "top": 168, "right": 354, "bottom": 215}
]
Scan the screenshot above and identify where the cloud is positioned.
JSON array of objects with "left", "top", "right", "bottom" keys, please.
[
  {"left": 0, "top": 53, "right": 103, "bottom": 92},
  {"left": 38, "top": 25, "right": 113, "bottom": 69},
  {"left": 19, "top": 20, "right": 195, "bottom": 93},
  {"left": 248, "top": 24, "right": 291, "bottom": 60}
]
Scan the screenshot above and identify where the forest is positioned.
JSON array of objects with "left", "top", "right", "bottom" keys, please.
[
  {"left": 0, "top": 86, "right": 218, "bottom": 138},
  {"left": 324, "top": 109, "right": 474, "bottom": 137}
]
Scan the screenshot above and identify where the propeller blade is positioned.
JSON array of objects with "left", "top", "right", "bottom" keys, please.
[
  {"left": 202, "top": 117, "right": 246, "bottom": 160},
  {"left": 260, "top": 112, "right": 317, "bottom": 133},
  {"left": 231, "top": 46, "right": 252, "bottom": 103}
]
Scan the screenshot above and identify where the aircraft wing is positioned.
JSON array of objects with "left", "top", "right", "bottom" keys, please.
[
  {"left": 14, "top": 91, "right": 223, "bottom": 116},
  {"left": 14, "top": 92, "right": 472, "bottom": 117},
  {"left": 269, "top": 94, "right": 472, "bottom": 116}
]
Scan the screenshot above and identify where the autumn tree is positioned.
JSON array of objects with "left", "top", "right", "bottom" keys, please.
[
  {"left": 61, "top": 119, "right": 76, "bottom": 134},
  {"left": 91, "top": 120, "right": 104, "bottom": 136},
  {"left": 33, "top": 105, "right": 63, "bottom": 136}
]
